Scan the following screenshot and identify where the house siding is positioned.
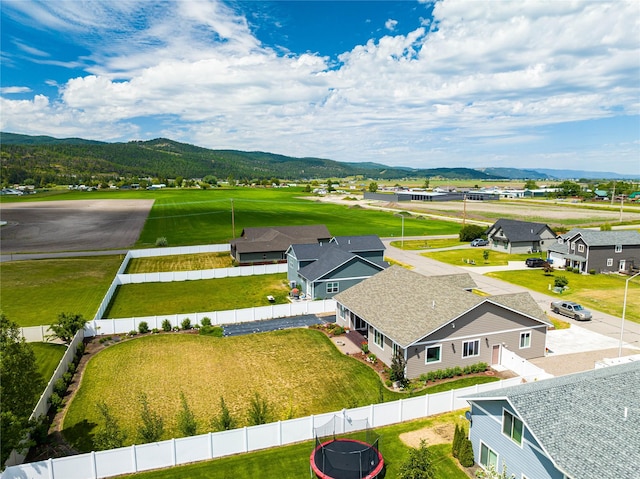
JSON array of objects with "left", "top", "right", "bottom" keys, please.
[
  {"left": 587, "top": 244, "right": 640, "bottom": 273},
  {"left": 469, "top": 401, "right": 564, "bottom": 479},
  {"left": 405, "top": 303, "right": 547, "bottom": 379},
  {"left": 237, "top": 250, "right": 285, "bottom": 265},
  {"left": 310, "top": 259, "right": 385, "bottom": 299}
]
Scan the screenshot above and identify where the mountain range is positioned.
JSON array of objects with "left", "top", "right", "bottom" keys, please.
[{"left": 0, "top": 132, "right": 634, "bottom": 184}]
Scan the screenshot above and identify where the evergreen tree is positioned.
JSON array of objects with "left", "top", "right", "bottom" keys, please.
[
  {"left": 211, "top": 396, "right": 236, "bottom": 431},
  {"left": 177, "top": 391, "right": 197, "bottom": 437},
  {"left": 137, "top": 393, "right": 164, "bottom": 443},
  {"left": 94, "top": 402, "right": 127, "bottom": 450},
  {"left": 398, "top": 439, "right": 435, "bottom": 479}
]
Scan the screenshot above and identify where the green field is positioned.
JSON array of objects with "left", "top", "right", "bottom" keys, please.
[
  {"left": 104, "top": 274, "right": 290, "bottom": 318},
  {"left": 122, "top": 411, "right": 469, "bottom": 479},
  {"left": 0, "top": 256, "right": 124, "bottom": 327},
  {"left": 31, "top": 342, "right": 67, "bottom": 383},
  {"left": 487, "top": 269, "right": 640, "bottom": 323}
]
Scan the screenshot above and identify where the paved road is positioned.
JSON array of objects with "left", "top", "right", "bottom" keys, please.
[
  {"left": 0, "top": 249, "right": 129, "bottom": 262},
  {"left": 382, "top": 238, "right": 640, "bottom": 353}
]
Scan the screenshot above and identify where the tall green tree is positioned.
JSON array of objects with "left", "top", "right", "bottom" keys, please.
[
  {"left": 211, "top": 396, "right": 236, "bottom": 431},
  {"left": 399, "top": 439, "right": 435, "bottom": 479},
  {"left": 94, "top": 402, "right": 127, "bottom": 451},
  {"left": 48, "top": 312, "right": 87, "bottom": 344},
  {"left": 368, "top": 182, "right": 378, "bottom": 193},
  {"left": 137, "top": 393, "right": 164, "bottom": 443},
  {"left": 247, "top": 392, "right": 272, "bottom": 426},
  {"left": 177, "top": 391, "right": 197, "bottom": 437},
  {"left": 0, "top": 314, "right": 45, "bottom": 464}
]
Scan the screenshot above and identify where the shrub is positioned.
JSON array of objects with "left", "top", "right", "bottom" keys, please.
[
  {"left": 368, "top": 353, "right": 377, "bottom": 363},
  {"left": 398, "top": 439, "right": 434, "bottom": 479},
  {"left": 138, "top": 321, "right": 149, "bottom": 334},
  {"left": 99, "top": 337, "right": 108, "bottom": 344},
  {"left": 94, "top": 401, "right": 127, "bottom": 450},
  {"left": 76, "top": 343, "right": 85, "bottom": 356},
  {"left": 458, "top": 437, "right": 475, "bottom": 467},
  {"left": 361, "top": 342, "right": 369, "bottom": 354},
  {"left": 554, "top": 275, "right": 569, "bottom": 289},
  {"left": 201, "top": 317, "right": 212, "bottom": 327},
  {"left": 49, "top": 392, "right": 63, "bottom": 411},
  {"left": 199, "top": 325, "right": 223, "bottom": 337},
  {"left": 67, "top": 362, "right": 76, "bottom": 375},
  {"left": 161, "top": 319, "right": 172, "bottom": 332},
  {"left": 459, "top": 224, "right": 486, "bottom": 242},
  {"left": 62, "top": 371, "right": 73, "bottom": 385},
  {"left": 155, "top": 237, "right": 168, "bottom": 247},
  {"left": 152, "top": 328, "right": 159, "bottom": 334},
  {"left": 128, "top": 330, "right": 137, "bottom": 336},
  {"left": 137, "top": 393, "right": 164, "bottom": 443},
  {"left": 177, "top": 392, "right": 197, "bottom": 437},
  {"left": 181, "top": 318, "right": 192, "bottom": 330},
  {"left": 53, "top": 378, "right": 67, "bottom": 396},
  {"left": 211, "top": 397, "right": 236, "bottom": 431},
  {"left": 452, "top": 423, "right": 461, "bottom": 458},
  {"left": 247, "top": 392, "right": 272, "bottom": 426},
  {"left": 589, "top": 269, "right": 596, "bottom": 275}
]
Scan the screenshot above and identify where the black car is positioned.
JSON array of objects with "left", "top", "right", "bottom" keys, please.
[{"left": 525, "top": 257, "right": 548, "bottom": 267}]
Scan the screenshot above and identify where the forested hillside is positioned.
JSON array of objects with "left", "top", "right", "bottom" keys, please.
[{"left": 1, "top": 132, "right": 501, "bottom": 185}]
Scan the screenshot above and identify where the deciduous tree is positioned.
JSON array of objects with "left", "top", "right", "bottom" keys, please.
[
  {"left": 48, "top": 312, "right": 87, "bottom": 344},
  {"left": 399, "top": 439, "right": 435, "bottom": 479}
]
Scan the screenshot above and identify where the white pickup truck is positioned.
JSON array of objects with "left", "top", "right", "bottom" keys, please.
[{"left": 550, "top": 301, "right": 592, "bottom": 321}]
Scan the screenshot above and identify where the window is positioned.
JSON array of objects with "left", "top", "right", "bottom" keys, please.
[
  {"left": 327, "top": 282, "right": 339, "bottom": 293},
  {"left": 578, "top": 244, "right": 584, "bottom": 252},
  {"left": 480, "top": 442, "right": 498, "bottom": 469},
  {"left": 503, "top": 410, "right": 524, "bottom": 445},
  {"left": 519, "top": 332, "right": 531, "bottom": 349},
  {"left": 607, "top": 258, "right": 613, "bottom": 267},
  {"left": 425, "top": 345, "right": 442, "bottom": 364},
  {"left": 462, "top": 339, "right": 480, "bottom": 358},
  {"left": 570, "top": 242, "right": 575, "bottom": 251},
  {"left": 393, "top": 343, "right": 401, "bottom": 358},
  {"left": 373, "top": 329, "right": 384, "bottom": 349},
  {"left": 615, "top": 245, "right": 622, "bottom": 253}
]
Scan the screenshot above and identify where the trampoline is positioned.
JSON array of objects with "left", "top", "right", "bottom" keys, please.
[{"left": 310, "top": 438, "right": 384, "bottom": 479}]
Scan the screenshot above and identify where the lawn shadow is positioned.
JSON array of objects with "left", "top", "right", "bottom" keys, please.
[{"left": 61, "top": 419, "right": 98, "bottom": 453}]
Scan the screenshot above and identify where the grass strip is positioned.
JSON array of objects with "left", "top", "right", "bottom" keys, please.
[
  {"left": 31, "top": 342, "right": 67, "bottom": 382},
  {"left": 103, "top": 273, "right": 290, "bottom": 318},
  {"left": 125, "top": 252, "right": 233, "bottom": 273}
]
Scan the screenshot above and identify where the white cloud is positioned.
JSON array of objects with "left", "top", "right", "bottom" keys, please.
[
  {"left": 1, "top": 0, "right": 639, "bottom": 174},
  {"left": 0, "top": 86, "right": 32, "bottom": 94},
  {"left": 385, "top": 18, "right": 398, "bottom": 31}
]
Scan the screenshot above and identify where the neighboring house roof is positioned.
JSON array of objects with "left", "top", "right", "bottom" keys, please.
[
  {"left": 487, "top": 219, "right": 553, "bottom": 242},
  {"left": 330, "top": 235, "right": 385, "bottom": 253},
  {"left": 287, "top": 242, "right": 328, "bottom": 261},
  {"left": 560, "top": 228, "right": 640, "bottom": 247},
  {"left": 465, "top": 360, "right": 640, "bottom": 479},
  {"left": 333, "top": 266, "right": 547, "bottom": 347},
  {"left": 594, "top": 189, "right": 608, "bottom": 197},
  {"left": 231, "top": 225, "right": 330, "bottom": 253},
  {"left": 298, "top": 246, "right": 386, "bottom": 282}
]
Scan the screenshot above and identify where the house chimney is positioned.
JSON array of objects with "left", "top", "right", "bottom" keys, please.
[{"left": 432, "top": 300, "right": 436, "bottom": 309}]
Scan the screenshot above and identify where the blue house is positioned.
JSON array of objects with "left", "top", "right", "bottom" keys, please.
[
  {"left": 464, "top": 361, "right": 640, "bottom": 479},
  {"left": 286, "top": 235, "right": 387, "bottom": 299}
]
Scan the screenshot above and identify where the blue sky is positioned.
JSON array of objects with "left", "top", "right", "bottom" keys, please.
[{"left": 1, "top": 0, "right": 639, "bottom": 175}]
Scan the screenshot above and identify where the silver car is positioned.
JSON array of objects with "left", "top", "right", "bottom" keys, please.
[{"left": 550, "top": 301, "right": 592, "bottom": 321}]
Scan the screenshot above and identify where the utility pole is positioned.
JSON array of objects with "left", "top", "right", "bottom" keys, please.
[
  {"left": 231, "top": 198, "right": 236, "bottom": 238},
  {"left": 462, "top": 194, "right": 467, "bottom": 226}
]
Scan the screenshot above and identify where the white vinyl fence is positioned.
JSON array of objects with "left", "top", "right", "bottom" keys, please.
[
  {"left": 1, "top": 377, "right": 523, "bottom": 479},
  {"left": 500, "top": 348, "right": 553, "bottom": 381}
]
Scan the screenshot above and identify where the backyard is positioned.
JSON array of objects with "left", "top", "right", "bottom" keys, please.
[
  {"left": 31, "top": 342, "right": 67, "bottom": 383},
  {"left": 124, "top": 252, "right": 233, "bottom": 273}
]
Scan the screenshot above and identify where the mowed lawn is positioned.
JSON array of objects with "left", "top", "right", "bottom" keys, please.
[
  {"left": 122, "top": 411, "right": 470, "bottom": 479},
  {"left": 31, "top": 342, "right": 67, "bottom": 383},
  {"left": 104, "top": 273, "right": 290, "bottom": 318},
  {"left": 64, "top": 329, "right": 402, "bottom": 451},
  {"left": 0, "top": 256, "right": 124, "bottom": 326},
  {"left": 423, "top": 248, "right": 534, "bottom": 266},
  {"left": 125, "top": 252, "right": 233, "bottom": 273},
  {"left": 487, "top": 269, "right": 640, "bottom": 323}
]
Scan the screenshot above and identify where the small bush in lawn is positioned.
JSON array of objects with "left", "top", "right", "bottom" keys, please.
[
  {"left": 211, "top": 396, "right": 236, "bottom": 431},
  {"left": 50, "top": 392, "right": 63, "bottom": 411},
  {"left": 152, "top": 328, "right": 159, "bottom": 334},
  {"left": 181, "top": 318, "right": 192, "bottom": 330},
  {"left": 53, "top": 378, "right": 67, "bottom": 396},
  {"left": 128, "top": 330, "right": 137, "bottom": 337},
  {"left": 589, "top": 269, "right": 596, "bottom": 275},
  {"left": 177, "top": 392, "right": 197, "bottom": 437},
  {"left": 554, "top": 275, "right": 569, "bottom": 289},
  {"left": 155, "top": 237, "right": 168, "bottom": 247},
  {"left": 161, "top": 319, "right": 172, "bottom": 332},
  {"left": 138, "top": 321, "right": 149, "bottom": 334},
  {"left": 199, "top": 325, "right": 223, "bottom": 337},
  {"left": 247, "top": 392, "right": 272, "bottom": 426},
  {"left": 201, "top": 317, "right": 212, "bottom": 327}
]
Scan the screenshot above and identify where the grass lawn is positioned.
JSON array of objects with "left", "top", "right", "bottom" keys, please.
[
  {"left": 104, "top": 273, "right": 290, "bottom": 318},
  {"left": 124, "top": 252, "right": 233, "bottom": 273},
  {"left": 423, "top": 248, "right": 534, "bottom": 267},
  {"left": 121, "top": 411, "right": 470, "bottom": 479},
  {"left": 487, "top": 270, "right": 640, "bottom": 323},
  {"left": 0, "top": 256, "right": 124, "bottom": 326},
  {"left": 390, "top": 238, "right": 463, "bottom": 250},
  {"left": 31, "top": 342, "right": 67, "bottom": 382}
]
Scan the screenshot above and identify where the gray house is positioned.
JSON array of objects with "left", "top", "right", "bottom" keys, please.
[
  {"left": 334, "top": 266, "right": 549, "bottom": 379},
  {"left": 547, "top": 229, "right": 640, "bottom": 274},
  {"left": 486, "top": 219, "right": 556, "bottom": 254},
  {"left": 230, "top": 225, "right": 331, "bottom": 265},
  {"left": 464, "top": 360, "right": 640, "bottom": 479},
  {"left": 286, "top": 235, "right": 387, "bottom": 299}
]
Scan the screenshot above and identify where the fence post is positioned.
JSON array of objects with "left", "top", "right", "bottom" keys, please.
[
  {"left": 450, "top": 389, "right": 455, "bottom": 411},
  {"left": 244, "top": 427, "right": 249, "bottom": 452},
  {"left": 131, "top": 445, "right": 137, "bottom": 473},
  {"left": 209, "top": 432, "right": 214, "bottom": 459},
  {"left": 48, "top": 457, "right": 54, "bottom": 479},
  {"left": 310, "top": 415, "right": 315, "bottom": 438},
  {"left": 91, "top": 451, "right": 98, "bottom": 479},
  {"left": 278, "top": 421, "right": 282, "bottom": 446},
  {"left": 172, "top": 438, "right": 177, "bottom": 466},
  {"left": 425, "top": 393, "right": 430, "bottom": 416},
  {"left": 370, "top": 404, "right": 375, "bottom": 428}
]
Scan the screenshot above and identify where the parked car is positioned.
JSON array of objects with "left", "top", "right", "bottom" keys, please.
[
  {"left": 470, "top": 238, "right": 488, "bottom": 247},
  {"left": 550, "top": 301, "right": 592, "bottom": 321},
  {"left": 525, "top": 257, "right": 548, "bottom": 267}
]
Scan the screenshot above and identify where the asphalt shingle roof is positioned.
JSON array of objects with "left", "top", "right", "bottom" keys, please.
[
  {"left": 231, "top": 225, "right": 330, "bottom": 253},
  {"left": 488, "top": 219, "right": 553, "bottom": 242},
  {"left": 330, "top": 235, "right": 385, "bottom": 253},
  {"left": 297, "top": 246, "right": 385, "bottom": 282},
  {"left": 333, "top": 266, "right": 547, "bottom": 347},
  {"left": 561, "top": 228, "right": 640, "bottom": 246},
  {"left": 465, "top": 360, "right": 640, "bottom": 479}
]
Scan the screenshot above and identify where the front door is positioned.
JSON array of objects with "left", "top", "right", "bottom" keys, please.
[
  {"left": 619, "top": 260, "right": 626, "bottom": 272},
  {"left": 491, "top": 345, "right": 501, "bottom": 365}
]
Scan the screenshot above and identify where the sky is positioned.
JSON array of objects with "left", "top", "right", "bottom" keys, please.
[{"left": 1, "top": 0, "right": 639, "bottom": 176}]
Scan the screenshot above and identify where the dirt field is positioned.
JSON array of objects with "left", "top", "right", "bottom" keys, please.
[
  {"left": 0, "top": 200, "right": 154, "bottom": 253},
  {"left": 310, "top": 194, "right": 640, "bottom": 227}
]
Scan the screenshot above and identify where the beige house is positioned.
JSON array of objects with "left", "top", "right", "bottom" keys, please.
[{"left": 334, "top": 266, "right": 550, "bottom": 379}]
